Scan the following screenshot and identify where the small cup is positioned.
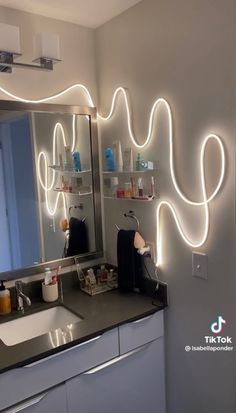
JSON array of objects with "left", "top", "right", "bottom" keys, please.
[{"left": 42, "top": 282, "right": 59, "bottom": 302}]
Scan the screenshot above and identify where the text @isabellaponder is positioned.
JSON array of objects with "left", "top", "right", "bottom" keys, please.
[{"left": 184, "top": 316, "right": 233, "bottom": 352}]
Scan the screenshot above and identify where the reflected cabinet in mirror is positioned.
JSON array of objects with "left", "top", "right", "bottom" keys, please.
[{"left": 0, "top": 101, "right": 102, "bottom": 280}]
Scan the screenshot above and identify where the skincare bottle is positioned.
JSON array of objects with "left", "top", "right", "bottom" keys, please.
[
  {"left": 0, "top": 281, "right": 11, "bottom": 315},
  {"left": 73, "top": 152, "right": 81, "bottom": 172},
  {"left": 138, "top": 178, "right": 144, "bottom": 197},
  {"left": 110, "top": 177, "right": 119, "bottom": 197},
  {"left": 136, "top": 153, "right": 143, "bottom": 171},
  {"left": 113, "top": 141, "right": 123, "bottom": 172},
  {"left": 44, "top": 268, "right": 52, "bottom": 285},
  {"left": 150, "top": 176, "right": 155, "bottom": 197},
  {"left": 104, "top": 148, "right": 115, "bottom": 172},
  {"left": 64, "top": 146, "right": 73, "bottom": 171},
  {"left": 130, "top": 177, "right": 136, "bottom": 197},
  {"left": 124, "top": 182, "right": 132, "bottom": 198},
  {"left": 123, "top": 148, "right": 133, "bottom": 172}
]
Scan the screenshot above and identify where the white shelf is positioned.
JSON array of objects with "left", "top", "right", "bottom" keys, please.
[
  {"left": 53, "top": 189, "right": 93, "bottom": 196},
  {"left": 103, "top": 169, "right": 157, "bottom": 175},
  {"left": 104, "top": 196, "right": 155, "bottom": 202},
  {"left": 49, "top": 165, "right": 92, "bottom": 175}
]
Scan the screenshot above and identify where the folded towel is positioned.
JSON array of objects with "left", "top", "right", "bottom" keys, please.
[{"left": 117, "top": 229, "right": 142, "bottom": 291}]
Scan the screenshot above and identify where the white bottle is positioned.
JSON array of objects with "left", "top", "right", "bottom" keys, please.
[
  {"left": 44, "top": 268, "right": 52, "bottom": 285},
  {"left": 113, "top": 141, "right": 123, "bottom": 172}
]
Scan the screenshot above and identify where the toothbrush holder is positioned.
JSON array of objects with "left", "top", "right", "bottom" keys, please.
[{"left": 42, "top": 282, "right": 59, "bottom": 302}]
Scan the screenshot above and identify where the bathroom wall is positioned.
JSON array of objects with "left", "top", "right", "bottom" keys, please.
[
  {"left": 95, "top": 0, "right": 236, "bottom": 412},
  {"left": 0, "top": 6, "right": 97, "bottom": 105}
]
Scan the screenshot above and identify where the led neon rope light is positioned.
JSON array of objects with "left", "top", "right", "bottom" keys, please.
[
  {"left": 0, "top": 84, "right": 95, "bottom": 106},
  {"left": 98, "top": 88, "right": 225, "bottom": 266},
  {"left": 0, "top": 84, "right": 225, "bottom": 267},
  {"left": 37, "top": 116, "right": 77, "bottom": 218}
]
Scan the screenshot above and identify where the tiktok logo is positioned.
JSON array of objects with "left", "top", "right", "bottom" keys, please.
[{"left": 210, "top": 316, "right": 226, "bottom": 334}]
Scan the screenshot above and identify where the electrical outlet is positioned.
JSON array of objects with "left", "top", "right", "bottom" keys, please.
[
  {"left": 192, "top": 252, "right": 208, "bottom": 279},
  {"left": 146, "top": 241, "right": 155, "bottom": 261}
]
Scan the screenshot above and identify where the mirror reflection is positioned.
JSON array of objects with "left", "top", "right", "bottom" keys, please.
[{"left": 0, "top": 110, "right": 96, "bottom": 273}]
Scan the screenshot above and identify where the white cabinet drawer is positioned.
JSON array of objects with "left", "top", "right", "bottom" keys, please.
[
  {"left": 119, "top": 311, "right": 163, "bottom": 354},
  {"left": 66, "top": 338, "right": 166, "bottom": 413},
  {"left": 2, "top": 384, "right": 67, "bottom": 413},
  {"left": 0, "top": 328, "right": 119, "bottom": 411}
]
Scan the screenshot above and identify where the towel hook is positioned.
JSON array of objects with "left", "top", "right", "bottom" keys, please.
[
  {"left": 124, "top": 210, "right": 140, "bottom": 231},
  {"left": 115, "top": 210, "right": 140, "bottom": 231},
  {"left": 69, "top": 204, "right": 85, "bottom": 221}
]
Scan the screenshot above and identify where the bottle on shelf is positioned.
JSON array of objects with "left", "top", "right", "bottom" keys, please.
[
  {"left": 73, "top": 152, "right": 81, "bottom": 172},
  {"left": 113, "top": 141, "right": 123, "bottom": 172},
  {"left": 136, "top": 153, "right": 143, "bottom": 171},
  {"left": 104, "top": 147, "right": 116, "bottom": 172}
]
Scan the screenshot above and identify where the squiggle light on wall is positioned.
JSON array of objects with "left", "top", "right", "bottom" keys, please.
[
  {"left": 0, "top": 84, "right": 225, "bottom": 267},
  {"left": 37, "top": 116, "right": 76, "bottom": 218},
  {"left": 98, "top": 88, "right": 225, "bottom": 266}
]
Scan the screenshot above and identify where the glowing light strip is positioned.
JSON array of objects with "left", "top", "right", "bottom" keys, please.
[
  {"left": 0, "top": 84, "right": 225, "bottom": 267},
  {"left": 98, "top": 88, "right": 225, "bottom": 266},
  {"left": 0, "top": 84, "right": 95, "bottom": 106},
  {"left": 37, "top": 118, "right": 77, "bottom": 218}
]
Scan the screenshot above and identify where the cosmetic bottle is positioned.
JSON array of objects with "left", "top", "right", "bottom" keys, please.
[
  {"left": 138, "top": 177, "right": 144, "bottom": 197},
  {"left": 64, "top": 146, "right": 73, "bottom": 171},
  {"left": 110, "top": 177, "right": 119, "bottom": 197},
  {"left": 124, "top": 182, "right": 132, "bottom": 198},
  {"left": 123, "top": 148, "right": 133, "bottom": 172},
  {"left": 136, "top": 153, "right": 143, "bottom": 171},
  {"left": 105, "top": 148, "right": 115, "bottom": 172},
  {"left": 73, "top": 152, "right": 81, "bottom": 172},
  {"left": 113, "top": 141, "right": 123, "bottom": 172},
  {"left": 150, "top": 176, "right": 155, "bottom": 197},
  {"left": 0, "top": 281, "right": 11, "bottom": 315},
  {"left": 130, "top": 177, "right": 136, "bottom": 197}
]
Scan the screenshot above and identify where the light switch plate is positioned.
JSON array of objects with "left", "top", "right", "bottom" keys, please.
[{"left": 192, "top": 252, "right": 208, "bottom": 279}]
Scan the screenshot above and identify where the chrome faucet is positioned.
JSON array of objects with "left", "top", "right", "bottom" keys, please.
[{"left": 15, "top": 281, "right": 31, "bottom": 312}]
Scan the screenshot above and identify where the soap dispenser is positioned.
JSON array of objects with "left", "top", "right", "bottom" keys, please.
[{"left": 0, "top": 280, "right": 11, "bottom": 315}]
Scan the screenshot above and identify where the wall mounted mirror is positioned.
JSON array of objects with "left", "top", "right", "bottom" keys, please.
[{"left": 0, "top": 101, "right": 102, "bottom": 280}]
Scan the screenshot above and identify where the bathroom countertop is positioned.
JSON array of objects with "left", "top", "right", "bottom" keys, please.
[{"left": 0, "top": 281, "right": 167, "bottom": 374}]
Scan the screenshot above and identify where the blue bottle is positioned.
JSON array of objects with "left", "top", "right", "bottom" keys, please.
[
  {"left": 73, "top": 152, "right": 81, "bottom": 172},
  {"left": 105, "top": 148, "right": 115, "bottom": 172}
]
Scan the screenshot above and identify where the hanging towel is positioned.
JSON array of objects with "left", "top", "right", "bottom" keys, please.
[
  {"left": 66, "top": 217, "right": 89, "bottom": 257},
  {"left": 117, "top": 230, "right": 142, "bottom": 291}
]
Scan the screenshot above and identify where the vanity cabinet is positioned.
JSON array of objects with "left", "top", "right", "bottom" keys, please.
[
  {"left": 0, "top": 311, "right": 165, "bottom": 413},
  {"left": 66, "top": 311, "right": 165, "bottom": 413},
  {"left": 3, "top": 384, "right": 67, "bottom": 413},
  {"left": 66, "top": 338, "right": 165, "bottom": 413},
  {"left": 0, "top": 329, "right": 119, "bottom": 411}
]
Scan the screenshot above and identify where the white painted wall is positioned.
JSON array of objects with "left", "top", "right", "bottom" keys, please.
[
  {"left": 95, "top": 0, "right": 236, "bottom": 412},
  {"left": 0, "top": 6, "right": 97, "bottom": 105}
]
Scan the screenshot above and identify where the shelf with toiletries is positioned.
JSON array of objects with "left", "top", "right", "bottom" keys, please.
[
  {"left": 103, "top": 169, "right": 157, "bottom": 174},
  {"left": 103, "top": 195, "right": 154, "bottom": 202},
  {"left": 103, "top": 142, "right": 157, "bottom": 201},
  {"left": 103, "top": 171, "right": 157, "bottom": 201},
  {"left": 49, "top": 165, "right": 92, "bottom": 175}
]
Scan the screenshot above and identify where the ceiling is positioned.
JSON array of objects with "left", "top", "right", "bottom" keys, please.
[{"left": 0, "top": 0, "right": 142, "bottom": 28}]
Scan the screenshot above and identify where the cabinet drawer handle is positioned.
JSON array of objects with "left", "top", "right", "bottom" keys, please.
[
  {"left": 83, "top": 344, "right": 147, "bottom": 375},
  {"left": 132, "top": 315, "right": 153, "bottom": 324},
  {"left": 4, "top": 392, "right": 47, "bottom": 413},
  {"left": 24, "top": 334, "right": 102, "bottom": 368}
]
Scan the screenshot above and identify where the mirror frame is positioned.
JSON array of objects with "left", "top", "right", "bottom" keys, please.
[{"left": 0, "top": 100, "right": 103, "bottom": 280}]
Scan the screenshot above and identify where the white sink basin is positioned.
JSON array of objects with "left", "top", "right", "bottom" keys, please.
[{"left": 0, "top": 306, "right": 82, "bottom": 346}]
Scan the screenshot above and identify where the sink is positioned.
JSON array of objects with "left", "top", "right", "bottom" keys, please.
[{"left": 0, "top": 306, "right": 82, "bottom": 346}]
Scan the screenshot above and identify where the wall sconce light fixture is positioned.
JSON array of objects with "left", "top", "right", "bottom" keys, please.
[{"left": 0, "top": 23, "right": 61, "bottom": 73}]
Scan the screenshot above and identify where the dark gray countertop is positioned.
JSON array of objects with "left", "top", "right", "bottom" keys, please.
[{"left": 0, "top": 284, "right": 167, "bottom": 374}]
